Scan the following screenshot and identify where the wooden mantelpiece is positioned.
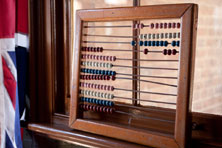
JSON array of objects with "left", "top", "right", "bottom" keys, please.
[{"left": 27, "top": 112, "right": 222, "bottom": 148}]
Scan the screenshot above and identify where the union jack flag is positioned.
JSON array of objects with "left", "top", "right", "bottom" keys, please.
[{"left": 0, "top": 0, "right": 28, "bottom": 147}]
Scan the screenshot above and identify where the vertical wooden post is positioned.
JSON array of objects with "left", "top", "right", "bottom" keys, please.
[{"left": 132, "top": 0, "right": 140, "bottom": 105}]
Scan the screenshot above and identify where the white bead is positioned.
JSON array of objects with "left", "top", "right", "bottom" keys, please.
[
  {"left": 90, "top": 61, "right": 93, "bottom": 66},
  {"left": 143, "top": 34, "right": 147, "bottom": 39},
  {"left": 86, "top": 61, "right": 90, "bottom": 66},
  {"left": 94, "top": 92, "right": 97, "bottom": 97},
  {"left": 101, "top": 93, "right": 104, "bottom": 98},
  {"left": 169, "top": 33, "right": 172, "bottom": 39},
  {"left": 96, "top": 62, "right": 99, "bottom": 67},
  {"left": 81, "top": 90, "right": 84, "bottom": 94},
  {"left": 91, "top": 91, "right": 94, "bottom": 96},
  {"left": 93, "top": 62, "right": 97, "bottom": 67},
  {"left": 97, "top": 92, "right": 101, "bottom": 97},
  {"left": 104, "top": 93, "right": 108, "bottom": 98},
  {"left": 100, "top": 63, "right": 103, "bottom": 67}
]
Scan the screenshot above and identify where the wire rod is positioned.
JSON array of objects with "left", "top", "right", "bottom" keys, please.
[{"left": 116, "top": 73, "right": 177, "bottom": 79}]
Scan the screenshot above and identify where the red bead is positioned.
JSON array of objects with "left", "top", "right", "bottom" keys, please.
[
  {"left": 144, "top": 48, "right": 148, "bottom": 55},
  {"left": 109, "top": 108, "right": 113, "bottom": 114},
  {"left": 104, "top": 85, "right": 107, "bottom": 90},
  {"left": 98, "top": 75, "right": 102, "bottom": 80},
  {"left": 87, "top": 47, "right": 90, "bottom": 51},
  {"left": 107, "top": 86, "right": 111, "bottom": 91},
  {"left": 83, "top": 104, "right": 86, "bottom": 110},
  {"left": 177, "top": 23, "right": 181, "bottom": 28},
  {"left": 113, "top": 56, "right": 116, "bottom": 61},
  {"left": 93, "top": 55, "right": 96, "bottom": 59},
  {"left": 99, "top": 107, "right": 103, "bottom": 112},
  {"left": 99, "top": 47, "right": 103, "bottom": 52},
  {"left": 93, "top": 84, "right": 97, "bottom": 89},
  {"left": 172, "top": 49, "right": 177, "bottom": 55},
  {"left": 155, "top": 23, "right": 159, "bottom": 29},
  {"left": 101, "top": 75, "right": 105, "bottom": 80},
  {"left": 101, "top": 85, "right": 104, "bottom": 90},
  {"left": 172, "top": 22, "right": 176, "bottom": 28},
  {"left": 89, "top": 105, "right": 93, "bottom": 110},
  {"left": 81, "top": 47, "right": 85, "bottom": 51},
  {"left": 167, "top": 49, "right": 172, "bottom": 55},
  {"left": 111, "top": 76, "right": 115, "bottom": 81},
  {"left": 163, "top": 49, "right": 167, "bottom": 55},
  {"left": 106, "top": 56, "right": 109, "bottom": 61},
  {"left": 90, "top": 55, "right": 93, "bottom": 59},
  {"left": 96, "top": 55, "right": 99, "bottom": 60},
  {"left": 93, "top": 47, "right": 97, "bottom": 52},
  {"left": 168, "top": 23, "right": 172, "bottom": 28},
  {"left": 110, "top": 86, "right": 114, "bottom": 91},
  {"left": 160, "top": 23, "right": 163, "bottom": 28},
  {"left": 88, "top": 83, "right": 91, "bottom": 88},
  {"left": 103, "top": 56, "right": 106, "bottom": 61},
  {"left": 96, "top": 84, "right": 100, "bottom": 89},
  {"left": 96, "top": 106, "right": 100, "bottom": 112},
  {"left": 103, "top": 107, "right": 107, "bottom": 112},
  {"left": 92, "top": 75, "right": 96, "bottom": 80},
  {"left": 87, "top": 54, "right": 90, "bottom": 59},
  {"left": 107, "top": 76, "right": 110, "bottom": 80},
  {"left": 85, "top": 105, "right": 89, "bottom": 110},
  {"left": 164, "top": 23, "right": 167, "bottom": 28},
  {"left": 92, "top": 106, "right": 96, "bottom": 111},
  {"left": 100, "top": 55, "right": 103, "bottom": 60},
  {"left": 98, "top": 84, "right": 101, "bottom": 90},
  {"left": 151, "top": 23, "right": 154, "bottom": 29},
  {"left": 96, "top": 47, "right": 100, "bottom": 52}
]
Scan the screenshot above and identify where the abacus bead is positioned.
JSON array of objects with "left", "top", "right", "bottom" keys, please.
[
  {"left": 98, "top": 100, "right": 102, "bottom": 105},
  {"left": 113, "top": 56, "right": 116, "bottom": 61},
  {"left": 155, "top": 23, "right": 159, "bottom": 29},
  {"left": 110, "top": 86, "right": 114, "bottom": 91},
  {"left": 111, "top": 71, "right": 116, "bottom": 75},
  {"left": 161, "top": 33, "right": 164, "bottom": 39},
  {"left": 103, "top": 107, "right": 107, "bottom": 112},
  {"left": 152, "top": 33, "right": 155, "bottom": 39},
  {"left": 144, "top": 41, "right": 148, "bottom": 46},
  {"left": 107, "top": 86, "right": 111, "bottom": 91},
  {"left": 109, "top": 101, "right": 113, "bottom": 106},
  {"left": 96, "top": 106, "right": 100, "bottom": 112},
  {"left": 167, "top": 49, "right": 172, "bottom": 55},
  {"left": 164, "top": 41, "right": 168, "bottom": 47},
  {"left": 87, "top": 54, "right": 90, "bottom": 59},
  {"left": 152, "top": 41, "right": 155, "bottom": 46},
  {"left": 100, "top": 55, "right": 103, "bottom": 60},
  {"left": 164, "top": 23, "right": 167, "bottom": 28},
  {"left": 172, "top": 22, "right": 176, "bottom": 28},
  {"left": 105, "top": 93, "right": 108, "bottom": 98},
  {"left": 107, "top": 75, "right": 110, "bottom": 80},
  {"left": 173, "top": 33, "right": 177, "bottom": 38},
  {"left": 101, "top": 93, "right": 104, "bottom": 98},
  {"left": 140, "top": 34, "right": 143, "bottom": 39},
  {"left": 96, "top": 47, "right": 100, "bottom": 52},
  {"left": 96, "top": 55, "right": 99, "bottom": 60},
  {"left": 106, "top": 56, "right": 109, "bottom": 61},
  {"left": 156, "top": 33, "right": 160, "bottom": 39},
  {"left": 139, "top": 41, "right": 143, "bottom": 46},
  {"left": 140, "top": 23, "right": 144, "bottom": 29},
  {"left": 85, "top": 98, "right": 89, "bottom": 102},
  {"left": 148, "top": 34, "right": 151, "bottom": 39},
  {"left": 159, "top": 41, "right": 163, "bottom": 46},
  {"left": 156, "top": 41, "right": 159, "bottom": 46},
  {"left": 160, "top": 23, "right": 163, "bottom": 29},
  {"left": 90, "top": 47, "right": 93, "bottom": 52},
  {"left": 105, "top": 101, "right": 109, "bottom": 106},
  {"left": 95, "top": 98, "right": 99, "bottom": 104},
  {"left": 163, "top": 49, "right": 167, "bottom": 55},
  {"left": 105, "top": 70, "right": 109, "bottom": 75},
  {"left": 101, "top": 100, "right": 105, "bottom": 105},
  {"left": 92, "top": 75, "right": 96, "bottom": 80},
  {"left": 109, "top": 108, "right": 113, "bottom": 114},
  {"left": 177, "top": 32, "right": 180, "bottom": 38},
  {"left": 103, "top": 63, "right": 106, "bottom": 68},
  {"left": 171, "top": 41, "right": 176, "bottom": 47},
  {"left": 99, "top": 47, "right": 103, "bottom": 52},
  {"left": 169, "top": 33, "right": 172, "bottom": 39},
  {"left": 144, "top": 34, "right": 147, "bottom": 39},
  {"left": 148, "top": 41, "right": 151, "bottom": 46},
  {"left": 176, "top": 41, "right": 180, "bottom": 47},
  {"left": 92, "top": 106, "right": 96, "bottom": 111},
  {"left": 165, "top": 33, "right": 168, "bottom": 38},
  {"left": 99, "top": 107, "right": 103, "bottom": 112},
  {"left": 168, "top": 23, "right": 172, "bottom": 28},
  {"left": 177, "top": 23, "right": 180, "bottom": 28},
  {"left": 111, "top": 76, "right": 116, "bottom": 81},
  {"left": 131, "top": 41, "right": 136, "bottom": 46},
  {"left": 109, "top": 94, "right": 114, "bottom": 99},
  {"left": 150, "top": 23, "right": 154, "bottom": 29},
  {"left": 93, "top": 47, "right": 97, "bottom": 52},
  {"left": 144, "top": 48, "right": 148, "bottom": 55},
  {"left": 87, "top": 47, "right": 90, "bottom": 51},
  {"left": 172, "top": 49, "right": 177, "bottom": 55}
]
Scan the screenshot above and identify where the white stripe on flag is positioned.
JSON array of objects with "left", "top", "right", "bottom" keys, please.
[
  {"left": 3, "top": 86, "right": 16, "bottom": 148},
  {"left": 0, "top": 55, "right": 5, "bottom": 148},
  {"left": 1, "top": 52, "right": 17, "bottom": 81},
  {"left": 0, "top": 39, "right": 15, "bottom": 52},
  {"left": 15, "top": 33, "right": 29, "bottom": 49}
]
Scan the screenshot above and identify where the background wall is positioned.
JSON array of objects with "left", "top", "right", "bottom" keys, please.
[{"left": 74, "top": 0, "right": 222, "bottom": 115}]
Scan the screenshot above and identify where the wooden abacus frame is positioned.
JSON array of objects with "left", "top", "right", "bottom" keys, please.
[{"left": 69, "top": 4, "right": 198, "bottom": 148}]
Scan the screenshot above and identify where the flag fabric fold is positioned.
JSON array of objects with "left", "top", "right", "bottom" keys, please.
[{"left": 0, "top": 0, "right": 28, "bottom": 147}]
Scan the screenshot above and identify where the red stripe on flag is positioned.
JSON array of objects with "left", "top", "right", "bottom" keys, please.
[
  {"left": 2, "top": 56, "right": 16, "bottom": 109},
  {"left": 0, "top": 0, "right": 15, "bottom": 38}
]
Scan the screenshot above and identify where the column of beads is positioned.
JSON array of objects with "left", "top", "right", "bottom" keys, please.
[
  {"left": 132, "top": 40, "right": 180, "bottom": 47},
  {"left": 80, "top": 82, "right": 114, "bottom": 91},
  {"left": 80, "top": 75, "right": 116, "bottom": 81},
  {"left": 162, "top": 49, "right": 178, "bottom": 55},
  {"left": 150, "top": 22, "right": 180, "bottom": 29},
  {"left": 139, "top": 32, "right": 180, "bottom": 40},
  {"left": 80, "top": 90, "right": 114, "bottom": 99},
  {"left": 80, "top": 104, "right": 114, "bottom": 113},
  {"left": 81, "top": 61, "right": 113, "bottom": 68},
  {"left": 133, "top": 23, "right": 145, "bottom": 29},
  {"left": 81, "top": 54, "right": 116, "bottom": 61},
  {"left": 81, "top": 47, "right": 103, "bottom": 52},
  {"left": 80, "top": 97, "right": 114, "bottom": 106},
  {"left": 81, "top": 68, "right": 116, "bottom": 76}
]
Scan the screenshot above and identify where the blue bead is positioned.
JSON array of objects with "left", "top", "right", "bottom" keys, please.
[
  {"left": 92, "top": 69, "right": 96, "bottom": 74},
  {"left": 164, "top": 41, "right": 168, "bottom": 47},
  {"left": 151, "top": 41, "right": 155, "bottom": 46},
  {"left": 148, "top": 41, "right": 151, "bottom": 46},
  {"left": 156, "top": 41, "right": 159, "bottom": 46},
  {"left": 160, "top": 41, "right": 164, "bottom": 46},
  {"left": 176, "top": 41, "right": 180, "bottom": 47},
  {"left": 86, "top": 69, "right": 90, "bottom": 73},
  {"left": 95, "top": 70, "right": 99, "bottom": 74},
  {"left": 101, "top": 100, "right": 105, "bottom": 105},
  {"left": 139, "top": 41, "right": 143, "bottom": 46},
  {"left": 131, "top": 41, "right": 136, "bottom": 46},
  {"left": 98, "top": 100, "right": 102, "bottom": 105},
  {"left": 85, "top": 98, "right": 89, "bottom": 102},
  {"left": 95, "top": 99, "right": 99, "bottom": 104},
  {"left": 111, "top": 71, "right": 116, "bottom": 76},
  {"left": 80, "top": 69, "right": 84, "bottom": 72},
  {"left": 105, "top": 70, "right": 108, "bottom": 75},
  {"left": 90, "top": 69, "right": 93, "bottom": 73},
  {"left": 172, "top": 41, "right": 175, "bottom": 46},
  {"left": 109, "top": 101, "right": 114, "bottom": 106},
  {"left": 80, "top": 97, "right": 83, "bottom": 102},
  {"left": 105, "top": 101, "right": 109, "bottom": 106},
  {"left": 89, "top": 98, "right": 92, "bottom": 103},
  {"left": 144, "top": 41, "right": 148, "bottom": 46},
  {"left": 102, "top": 70, "right": 105, "bottom": 75},
  {"left": 107, "top": 71, "right": 111, "bottom": 75}
]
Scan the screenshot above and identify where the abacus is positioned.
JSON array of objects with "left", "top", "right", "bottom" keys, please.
[{"left": 70, "top": 4, "right": 198, "bottom": 148}]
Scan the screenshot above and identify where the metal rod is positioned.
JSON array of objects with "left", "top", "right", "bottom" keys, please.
[
  {"left": 116, "top": 77, "right": 177, "bottom": 88},
  {"left": 115, "top": 88, "right": 177, "bottom": 96},
  {"left": 114, "top": 96, "right": 176, "bottom": 105},
  {"left": 113, "top": 65, "right": 178, "bottom": 71},
  {"left": 116, "top": 73, "right": 177, "bottom": 79},
  {"left": 84, "top": 25, "right": 132, "bottom": 28},
  {"left": 83, "top": 41, "right": 130, "bottom": 44},
  {"left": 83, "top": 34, "right": 137, "bottom": 38},
  {"left": 116, "top": 58, "right": 179, "bottom": 62}
]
